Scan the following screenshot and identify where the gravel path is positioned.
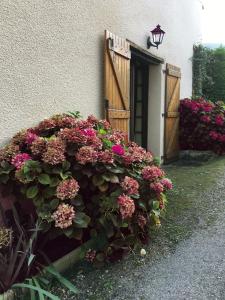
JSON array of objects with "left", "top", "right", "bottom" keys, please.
[
  {"left": 56, "top": 158, "right": 225, "bottom": 300},
  {"left": 109, "top": 177, "right": 225, "bottom": 300},
  {"left": 112, "top": 176, "right": 225, "bottom": 300},
  {"left": 115, "top": 212, "right": 225, "bottom": 300}
]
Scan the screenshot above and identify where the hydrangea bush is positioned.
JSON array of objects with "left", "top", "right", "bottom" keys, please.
[
  {"left": 180, "top": 98, "right": 225, "bottom": 154},
  {"left": 0, "top": 113, "right": 172, "bottom": 259}
]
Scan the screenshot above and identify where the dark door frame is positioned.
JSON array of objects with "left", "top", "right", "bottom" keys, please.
[{"left": 130, "top": 55, "right": 149, "bottom": 148}]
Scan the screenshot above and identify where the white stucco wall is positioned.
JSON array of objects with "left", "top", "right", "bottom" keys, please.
[{"left": 0, "top": 0, "right": 203, "bottom": 147}]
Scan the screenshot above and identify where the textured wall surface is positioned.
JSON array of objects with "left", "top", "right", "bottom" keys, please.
[{"left": 0, "top": 0, "right": 203, "bottom": 146}]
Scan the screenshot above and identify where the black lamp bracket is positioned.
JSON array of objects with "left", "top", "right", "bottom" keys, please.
[{"left": 147, "top": 37, "right": 158, "bottom": 49}]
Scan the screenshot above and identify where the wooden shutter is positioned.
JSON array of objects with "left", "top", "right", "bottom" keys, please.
[
  {"left": 104, "top": 30, "right": 131, "bottom": 139},
  {"left": 164, "top": 63, "right": 181, "bottom": 163}
]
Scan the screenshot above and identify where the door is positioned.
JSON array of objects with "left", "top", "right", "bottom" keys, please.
[
  {"left": 104, "top": 30, "right": 131, "bottom": 140},
  {"left": 164, "top": 63, "right": 181, "bottom": 163},
  {"left": 130, "top": 58, "right": 149, "bottom": 148}
]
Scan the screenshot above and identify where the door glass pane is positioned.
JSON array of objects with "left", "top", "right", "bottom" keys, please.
[
  {"left": 135, "top": 133, "right": 142, "bottom": 146},
  {"left": 135, "top": 118, "right": 142, "bottom": 131},
  {"left": 136, "top": 102, "right": 142, "bottom": 117},
  {"left": 137, "top": 70, "right": 142, "bottom": 85},
  {"left": 137, "top": 87, "right": 142, "bottom": 101}
]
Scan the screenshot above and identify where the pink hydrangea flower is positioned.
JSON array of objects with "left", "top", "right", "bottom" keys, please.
[
  {"left": 150, "top": 182, "right": 164, "bottom": 194},
  {"left": 56, "top": 178, "right": 80, "bottom": 200},
  {"left": 98, "top": 150, "right": 114, "bottom": 164},
  {"left": 25, "top": 131, "right": 38, "bottom": 145},
  {"left": 200, "top": 115, "right": 211, "bottom": 123},
  {"left": 11, "top": 153, "right": 31, "bottom": 169},
  {"left": 117, "top": 194, "right": 135, "bottom": 219},
  {"left": 161, "top": 178, "right": 173, "bottom": 190},
  {"left": 42, "top": 138, "right": 65, "bottom": 165},
  {"left": 120, "top": 176, "right": 139, "bottom": 195},
  {"left": 142, "top": 166, "right": 165, "bottom": 181},
  {"left": 123, "top": 143, "right": 149, "bottom": 165},
  {"left": 76, "top": 146, "right": 98, "bottom": 165},
  {"left": 108, "top": 130, "right": 126, "bottom": 144},
  {"left": 137, "top": 214, "right": 147, "bottom": 230},
  {"left": 112, "top": 144, "right": 125, "bottom": 156},
  {"left": 59, "top": 127, "right": 88, "bottom": 144},
  {"left": 215, "top": 115, "right": 224, "bottom": 126},
  {"left": 52, "top": 203, "right": 75, "bottom": 229}
]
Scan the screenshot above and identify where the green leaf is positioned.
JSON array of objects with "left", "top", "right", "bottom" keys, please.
[
  {"left": 12, "top": 283, "right": 60, "bottom": 300},
  {"left": 62, "top": 161, "right": 71, "bottom": 171},
  {"left": 28, "top": 279, "right": 36, "bottom": 300},
  {"left": 0, "top": 173, "right": 9, "bottom": 183},
  {"left": 50, "top": 177, "right": 60, "bottom": 187},
  {"left": 98, "top": 183, "right": 109, "bottom": 192},
  {"left": 153, "top": 200, "right": 159, "bottom": 210},
  {"left": 72, "top": 228, "right": 83, "bottom": 240},
  {"left": 33, "top": 278, "right": 45, "bottom": 300},
  {"left": 60, "top": 171, "right": 71, "bottom": 180},
  {"left": 92, "top": 175, "right": 105, "bottom": 186},
  {"left": 45, "top": 266, "right": 79, "bottom": 294},
  {"left": 50, "top": 198, "right": 59, "bottom": 210},
  {"left": 64, "top": 227, "right": 74, "bottom": 238},
  {"left": 38, "top": 174, "right": 51, "bottom": 185},
  {"left": 138, "top": 201, "right": 147, "bottom": 210},
  {"left": 43, "top": 187, "right": 56, "bottom": 198},
  {"left": 26, "top": 185, "right": 39, "bottom": 199},
  {"left": 106, "top": 166, "right": 124, "bottom": 174},
  {"left": 96, "top": 253, "right": 105, "bottom": 262},
  {"left": 28, "top": 253, "right": 35, "bottom": 266},
  {"left": 99, "top": 129, "right": 107, "bottom": 135},
  {"left": 74, "top": 212, "right": 91, "bottom": 228},
  {"left": 110, "top": 175, "right": 119, "bottom": 183},
  {"left": 102, "top": 174, "right": 111, "bottom": 182}
]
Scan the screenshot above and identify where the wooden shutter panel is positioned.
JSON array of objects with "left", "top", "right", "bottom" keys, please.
[
  {"left": 164, "top": 63, "right": 181, "bottom": 163},
  {"left": 104, "top": 30, "right": 131, "bottom": 139}
]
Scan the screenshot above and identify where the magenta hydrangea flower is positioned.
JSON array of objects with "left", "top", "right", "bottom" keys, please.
[
  {"left": 209, "top": 130, "right": 219, "bottom": 141},
  {"left": 200, "top": 115, "right": 211, "bottom": 123},
  {"left": 82, "top": 128, "right": 96, "bottom": 137},
  {"left": 215, "top": 115, "right": 224, "bottom": 126},
  {"left": 112, "top": 144, "right": 125, "bottom": 156},
  {"left": 120, "top": 176, "right": 139, "bottom": 195},
  {"left": 117, "top": 194, "right": 135, "bottom": 219},
  {"left": 217, "top": 134, "right": 225, "bottom": 142},
  {"left": 52, "top": 203, "right": 75, "bottom": 229},
  {"left": 56, "top": 178, "right": 80, "bottom": 200},
  {"left": 161, "top": 178, "right": 173, "bottom": 190},
  {"left": 11, "top": 153, "right": 31, "bottom": 169},
  {"left": 25, "top": 131, "right": 38, "bottom": 145},
  {"left": 150, "top": 182, "right": 164, "bottom": 194}
]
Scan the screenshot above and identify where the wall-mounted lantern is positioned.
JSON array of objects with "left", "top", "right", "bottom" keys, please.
[{"left": 147, "top": 25, "right": 165, "bottom": 49}]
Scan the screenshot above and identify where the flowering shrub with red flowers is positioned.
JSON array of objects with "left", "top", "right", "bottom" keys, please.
[
  {"left": 0, "top": 113, "right": 172, "bottom": 261},
  {"left": 180, "top": 98, "right": 225, "bottom": 154}
]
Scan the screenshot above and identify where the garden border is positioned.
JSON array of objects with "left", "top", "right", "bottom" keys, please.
[{"left": 0, "top": 235, "right": 107, "bottom": 300}]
